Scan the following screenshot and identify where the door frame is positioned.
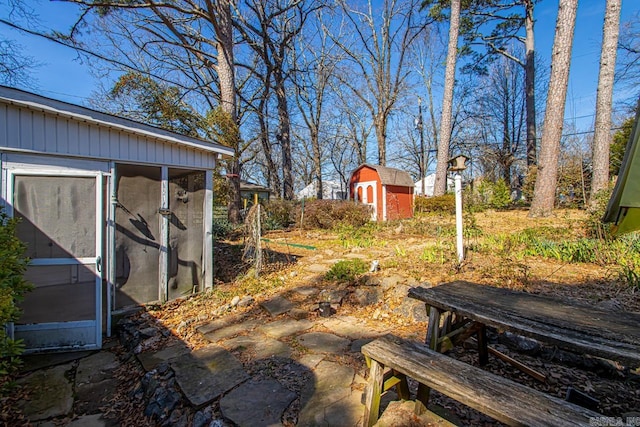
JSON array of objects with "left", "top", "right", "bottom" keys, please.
[
  {"left": 354, "top": 181, "right": 378, "bottom": 221},
  {"left": 2, "top": 153, "right": 109, "bottom": 352}
]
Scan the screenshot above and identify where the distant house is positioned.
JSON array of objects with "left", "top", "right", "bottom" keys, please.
[
  {"left": 0, "top": 86, "right": 233, "bottom": 353},
  {"left": 297, "top": 180, "right": 346, "bottom": 200},
  {"left": 349, "top": 164, "right": 414, "bottom": 221},
  {"left": 414, "top": 173, "right": 454, "bottom": 196},
  {"left": 240, "top": 180, "right": 271, "bottom": 208}
]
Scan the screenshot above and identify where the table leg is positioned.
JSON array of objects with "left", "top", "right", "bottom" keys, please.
[
  {"left": 477, "top": 324, "right": 489, "bottom": 366},
  {"left": 425, "top": 306, "right": 442, "bottom": 350},
  {"left": 418, "top": 306, "right": 442, "bottom": 406},
  {"left": 363, "top": 358, "right": 384, "bottom": 427}
]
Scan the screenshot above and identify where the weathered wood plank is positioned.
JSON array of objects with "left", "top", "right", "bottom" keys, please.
[
  {"left": 409, "top": 281, "right": 640, "bottom": 367},
  {"left": 363, "top": 358, "right": 385, "bottom": 427},
  {"left": 362, "top": 335, "right": 600, "bottom": 427}
]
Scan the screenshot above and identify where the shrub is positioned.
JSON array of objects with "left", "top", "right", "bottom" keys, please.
[
  {"left": 325, "top": 259, "right": 368, "bottom": 282},
  {"left": 490, "top": 179, "right": 512, "bottom": 210},
  {"left": 0, "top": 209, "right": 32, "bottom": 387},
  {"left": 263, "top": 199, "right": 296, "bottom": 230},
  {"left": 414, "top": 194, "right": 455, "bottom": 214},
  {"left": 297, "top": 200, "right": 371, "bottom": 229}
]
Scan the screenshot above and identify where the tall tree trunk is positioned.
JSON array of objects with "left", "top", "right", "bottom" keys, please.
[
  {"left": 434, "top": 0, "right": 461, "bottom": 196},
  {"left": 591, "top": 0, "right": 621, "bottom": 202},
  {"left": 375, "top": 114, "right": 387, "bottom": 166},
  {"left": 215, "top": 0, "right": 241, "bottom": 223},
  {"left": 258, "top": 99, "right": 282, "bottom": 197},
  {"left": 310, "top": 127, "right": 324, "bottom": 199},
  {"left": 529, "top": 0, "right": 577, "bottom": 217},
  {"left": 524, "top": 0, "right": 537, "bottom": 168},
  {"left": 275, "top": 70, "right": 294, "bottom": 200}
]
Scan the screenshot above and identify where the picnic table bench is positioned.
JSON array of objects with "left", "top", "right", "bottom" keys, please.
[
  {"left": 361, "top": 335, "right": 601, "bottom": 426},
  {"left": 360, "top": 281, "right": 640, "bottom": 426}
]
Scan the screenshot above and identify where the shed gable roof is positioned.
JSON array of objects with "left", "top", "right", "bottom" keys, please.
[
  {"left": 357, "top": 164, "right": 414, "bottom": 187},
  {"left": 0, "top": 85, "right": 234, "bottom": 158}
]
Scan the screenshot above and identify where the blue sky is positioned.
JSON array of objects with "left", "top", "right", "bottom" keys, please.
[{"left": 1, "top": 0, "right": 638, "bottom": 132}]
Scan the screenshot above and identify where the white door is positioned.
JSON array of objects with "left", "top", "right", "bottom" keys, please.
[
  {"left": 355, "top": 181, "right": 377, "bottom": 221},
  {"left": 3, "top": 155, "right": 107, "bottom": 352}
]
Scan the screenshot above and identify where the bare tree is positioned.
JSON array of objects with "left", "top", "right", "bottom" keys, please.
[
  {"left": 463, "top": 0, "right": 538, "bottom": 168},
  {"left": 332, "top": 0, "right": 426, "bottom": 166},
  {"left": 433, "top": 0, "right": 461, "bottom": 196},
  {"left": 529, "top": 0, "right": 577, "bottom": 217},
  {"left": 24, "top": 0, "right": 246, "bottom": 221},
  {"left": 616, "top": 12, "right": 640, "bottom": 94},
  {"left": 474, "top": 52, "right": 527, "bottom": 187},
  {"left": 234, "top": 0, "right": 320, "bottom": 200},
  {"left": 591, "top": 0, "right": 622, "bottom": 201},
  {"left": 292, "top": 11, "right": 338, "bottom": 199}
]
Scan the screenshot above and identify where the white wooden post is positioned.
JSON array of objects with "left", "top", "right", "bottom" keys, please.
[{"left": 455, "top": 172, "right": 464, "bottom": 262}]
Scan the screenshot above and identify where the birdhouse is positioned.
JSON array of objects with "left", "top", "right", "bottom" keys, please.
[{"left": 448, "top": 155, "right": 469, "bottom": 172}]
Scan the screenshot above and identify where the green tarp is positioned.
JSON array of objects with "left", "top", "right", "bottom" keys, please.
[{"left": 603, "top": 103, "right": 640, "bottom": 235}]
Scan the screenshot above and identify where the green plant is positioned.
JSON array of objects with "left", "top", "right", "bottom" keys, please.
[
  {"left": 583, "top": 187, "right": 614, "bottom": 239},
  {"left": 0, "top": 209, "right": 32, "bottom": 390},
  {"left": 325, "top": 259, "right": 368, "bottom": 282},
  {"left": 264, "top": 199, "right": 296, "bottom": 230},
  {"left": 414, "top": 194, "right": 456, "bottom": 214},
  {"left": 212, "top": 218, "right": 233, "bottom": 238},
  {"left": 490, "top": 179, "right": 512, "bottom": 210},
  {"left": 335, "top": 223, "right": 381, "bottom": 248},
  {"left": 618, "top": 262, "right": 640, "bottom": 291},
  {"left": 420, "top": 242, "right": 453, "bottom": 264}
]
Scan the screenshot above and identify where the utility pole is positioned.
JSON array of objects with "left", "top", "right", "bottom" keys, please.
[{"left": 417, "top": 97, "right": 426, "bottom": 196}]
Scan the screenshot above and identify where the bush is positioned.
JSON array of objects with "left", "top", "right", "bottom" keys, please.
[
  {"left": 325, "top": 259, "right": 369, "bottom": 282},
  {"left": 0, "top": 209, "right": 32, "bottom": 387},
  {"left": 490, "top": 179, "right": 512, "bottom": 209},
  {"left": 263, "top": 199, "right": 296, "bottom": 230},
  {"left": 297, "top": 200, "right": 371, "bottom": 229},
  {"left": 414, "top": 194, "right": 455, "bottom": 214}
]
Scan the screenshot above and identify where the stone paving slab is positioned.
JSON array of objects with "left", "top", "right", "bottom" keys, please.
[
  {"left": 297, "top": 332, "right": 350, "bottom": 354},
  {"left": 220, "top": 379, "right": 296, "bottom": 427},
  {"left": 306, "top": 264, "right": 330, "bottom": 274},
  {"left": 222, "top": 335, "right": 292, "bottom": 359},
  {"left": 297, "top": 360, "right": 360, "bottom": 426},
  {"left": 75, "top": 378, "right": 118, "bottom": 415},
  {"left": 76, "top": 351, "right": 120, "bottom": 385},
  {"left": 261, "top": 295, "right": 295, "bottom": 316},
  {"left": 171, "top": 345, "right": 249, "bottom": 408},
  {"left": 258, "top": 318, "right": 314, "bottom": 339},
  {"left": 65, "top": 414, "right": 110, "bottom": 426},
  {"left": 293, "top": 286, "right": 320, "bottom": 297},
  {"left": 196, "top": 314, "right": 247, "bottom": 335},
  {"left": 321, "top": 316, "right": 389, "bottom": 340},
  {"left": 17, "top": 364, "right": 73, "bottom": 421},
  {"left": 137, "top": 342, "right": 191, "bottom": 372},
  {"left": 201, "top": 319, "right": 259, "bottom": 343}
]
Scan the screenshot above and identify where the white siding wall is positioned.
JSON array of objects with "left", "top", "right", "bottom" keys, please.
[{"left": 0, "top": 103, "right": 218, "bottom": 169}]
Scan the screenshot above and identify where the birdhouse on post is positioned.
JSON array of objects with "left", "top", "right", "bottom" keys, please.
[{"left": 448, "top": 154, "right": 469, "bottom": 172}]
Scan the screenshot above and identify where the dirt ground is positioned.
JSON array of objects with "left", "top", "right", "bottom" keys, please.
[
  {"left": 6, "top": 208, "right": 640, "bottom": 426},
  {"left": 154, "top": 208, "right": 639, "bottom": 424}
]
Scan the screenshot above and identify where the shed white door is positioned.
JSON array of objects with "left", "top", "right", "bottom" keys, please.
[
  {"left": 355, "top": 181, "right": 377, "bottom": 221},
  {"left": 4, "top": 156, "right": 107, "bottom": 352}
]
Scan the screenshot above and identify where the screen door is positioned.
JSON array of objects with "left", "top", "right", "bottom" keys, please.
[{"left": 5, "top": 158, "right": 106, "bottom": 352}]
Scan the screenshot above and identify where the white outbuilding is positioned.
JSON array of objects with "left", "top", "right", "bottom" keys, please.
[
  {"left": 414, "top": 173, "right": 454, "bottom": 196},
  {"left": 0, "top": 86, "right": 233, "bottom": 353},
  {"left": 297, "top": 180, "right": 347, "bottom": 200}
]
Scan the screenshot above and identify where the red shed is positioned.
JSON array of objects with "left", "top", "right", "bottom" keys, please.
[{"left": 349, "top": 164, "right": 414, "bottom": 221}]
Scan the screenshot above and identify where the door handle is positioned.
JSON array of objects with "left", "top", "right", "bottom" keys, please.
[{"left": 96, "top": 256, "right": 102, "bottom": 273}]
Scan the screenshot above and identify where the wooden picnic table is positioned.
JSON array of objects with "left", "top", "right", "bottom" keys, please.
[{"left": 408, "top": 281, "right": 640, "bottom": 368}]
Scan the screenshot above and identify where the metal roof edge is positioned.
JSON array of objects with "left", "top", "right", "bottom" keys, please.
[{"left": 0, "top": 86, "right": 234, "bottom": 159}]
